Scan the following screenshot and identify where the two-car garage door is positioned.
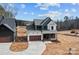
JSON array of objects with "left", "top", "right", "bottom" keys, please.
[{"left": 29, "top": 35, "right": 41, "bottom": 41}]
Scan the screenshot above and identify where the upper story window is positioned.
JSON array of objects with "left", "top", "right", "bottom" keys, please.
[
  {"left": 37, "top": 26, "right": 42, "bottom": 30},
  {"left": 44, "top": 26, "right": 47, "bottom": 30},
  {"left": 51, "top": 26, "right": 54, "bottom": 30}
]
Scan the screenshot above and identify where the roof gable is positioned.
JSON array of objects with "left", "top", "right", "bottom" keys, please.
[
  {"left": 40, "top": 17, "right": 52, "bottom": 25},
  {"left": 34, "top": 19, "right": 43, "bottom": 25},
  {"left": 34, "top": 17, "right": 52, "bottom": 26},
  {"left": 47, "top": 20, "right": 57, "bottom": 26},
  {"left": 0, "top": 16, "right": 16, "bottom": 32}
]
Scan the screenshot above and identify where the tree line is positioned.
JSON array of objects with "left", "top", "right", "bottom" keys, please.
[{"left": 56, "top": 16, "right": 79, "bottom": 31}]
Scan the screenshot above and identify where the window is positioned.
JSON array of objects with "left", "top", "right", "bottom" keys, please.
[
  {"left": 51, "top": 26, "right": 54, "bottom": 30},
  {"left": 51, "top": 34, "right": 55, "bottom": 38},
  {"left": 37, "top": 26, "right": 42, "bottom": 30},
  {"left": 44, "top": 26, "right": 47, "bottom": 30}
]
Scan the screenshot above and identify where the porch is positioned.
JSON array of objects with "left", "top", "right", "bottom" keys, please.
[
  {"left": 42, "top": 30, "right": 57, "bottom": 41},
  {"left": 43, "top": 33, "right": 56, "bottom": 41}
]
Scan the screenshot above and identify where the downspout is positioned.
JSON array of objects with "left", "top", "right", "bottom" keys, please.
[
  {"left": 14, "top": 19, "right": 17, "bottom": 42},
  {"left": 41, "top": 26, "right": 43, "bottom": 41}
]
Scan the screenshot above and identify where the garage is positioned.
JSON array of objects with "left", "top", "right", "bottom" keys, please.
[
  {"left": 0, "top": 25, "right": 14, "bottom": 43},
  {"left": 0, "top": 16, "right": 16, "bottom": 43},
  {"left": 29, "top": 35, "right": 41, "bottom": 41}
]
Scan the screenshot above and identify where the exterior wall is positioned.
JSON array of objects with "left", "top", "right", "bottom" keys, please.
[
  {"left": 42, "top": 30, "right": 57, "bottom": 34},
  {"left": 27, "top": 30, "right": 42, "bottom": 36},
  {"left": 47, "top": 21, "right": 57, "bottom": 31}
]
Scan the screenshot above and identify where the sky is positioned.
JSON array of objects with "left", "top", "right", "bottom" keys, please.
[{"left": 1, "top": 3, "right": 79, "bottom": 21}]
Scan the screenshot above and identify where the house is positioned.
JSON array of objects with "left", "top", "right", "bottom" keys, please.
[
  {"left": 0, "top": 16, "right": 57, "bottom": 42},
  {"left": 26, "top": 17, "right": 57, "bottom": 41},
  {"left": 0, "top": 16, "right": 16, "bottom": 42}
]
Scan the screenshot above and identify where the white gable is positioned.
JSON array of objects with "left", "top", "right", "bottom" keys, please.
[{"left": 47, "top": 21, "right": 57, "bottom": 31}]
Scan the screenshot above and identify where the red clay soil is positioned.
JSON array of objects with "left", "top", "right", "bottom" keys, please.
[
  {"left": 10, "top": 42, "right": 28, "bottom": 52},
  {"left": 42, "top": 31, "right": 79, "bottom": 55},
  {"left": 16, "top": 26, "right": 27, "bottom": 37},
  {"left": 10, "top": 26, "right": 28, "bottom": 52}
]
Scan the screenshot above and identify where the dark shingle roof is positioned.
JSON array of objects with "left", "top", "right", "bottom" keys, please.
[
  {"left": 40, "top": 17, "right": 51, "bottom": 25},
  {"left": 34, "top": 17, "right": 52, "bottom": 26},
  {"left": 34, "top": 19, "right": 43, "bottom": 25},
  {"left": 0, "top": 16, "right": 16, "bottom": 32},
  {"left": 16, "top": 20, "right": 33, "bottom": 26}
]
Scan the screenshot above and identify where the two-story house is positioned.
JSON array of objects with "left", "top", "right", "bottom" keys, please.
[{"left": 27, "top": 17, "right": 57, "bottom": 41}]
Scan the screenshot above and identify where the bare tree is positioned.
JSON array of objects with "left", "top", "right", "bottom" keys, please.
[
  {"left": 0, "top": 4, "right": 18, "bottom": 18},
  {"left": 0, "top": 5, "right": 5, "bottom": 16}
]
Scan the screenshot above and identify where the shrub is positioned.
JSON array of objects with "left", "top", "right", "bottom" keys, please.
[{"left": 71, "top": 30, "right": 75, "bottom": 33}]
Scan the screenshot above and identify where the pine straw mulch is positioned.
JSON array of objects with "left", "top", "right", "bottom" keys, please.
[{"left": 10, "top": 42, "right": 28, "bottom": 52}]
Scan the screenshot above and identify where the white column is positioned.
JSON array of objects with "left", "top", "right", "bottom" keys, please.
[
  {"left": 41, "top": 34, "right": 43, "bottom": 40},
  {"left": 27, "top": 35, "right": 29, "bottom": 42},
  {"left": 54, "top": 26, "right": 56, "bottom": 30},
  {"left": 55, "top": 33, "right": 57, "bottom": 40},
  {"left": 35, "top": 26, "right": 37, "bottom": 30},
  {"left": 14, "top": 32, "right": 16, "bottom": 42}
]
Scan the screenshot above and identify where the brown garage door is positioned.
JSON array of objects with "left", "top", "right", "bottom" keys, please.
[
  {"left": 29, "top": 35, "right": 41, "bottom": 41},
  {"left": 0, "top": 36, "right": 13, "bottom": 43}
]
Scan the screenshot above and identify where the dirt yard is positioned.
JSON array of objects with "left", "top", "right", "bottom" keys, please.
[{"left": 42, "top": 30, "right": 79, "bottom": 55}]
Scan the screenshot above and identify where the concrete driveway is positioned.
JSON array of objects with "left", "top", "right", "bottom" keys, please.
[{"left": 0, "top": 41, "right": 46, "bottom": 55}]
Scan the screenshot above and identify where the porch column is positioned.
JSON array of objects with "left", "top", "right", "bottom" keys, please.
[
  {"left": 27, "top": 35, "right": 29, "bottom": 42},
  {"left": 55, "top": 33, "right": 57, "bottom": 40},
  {"left": 35, "top": 26, "right": 37, "bottom": 30},
  {"left": 14, "top": 32, "right": 16, "bottom": 42},
  {"left": 42, "top": 26, "right": 43, "bottom": 30},
  {"left": 41, "top": 34, "right": 43, "bottom": 41}
]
